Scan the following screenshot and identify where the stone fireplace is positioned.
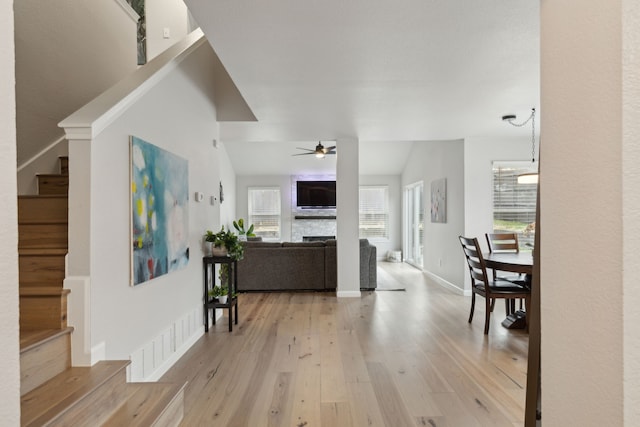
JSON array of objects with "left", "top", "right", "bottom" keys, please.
[
  {"left": 290, "top": 174, "right": 337, "bottom": 241},
  {"left": 291, "top": 216, "right": 336, "bottom": 242}
]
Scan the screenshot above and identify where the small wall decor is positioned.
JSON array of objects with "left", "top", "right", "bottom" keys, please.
[
  {"left": 219, "top": 181, "right": 224, "bottom": 203},
  {"left": 126, "top": 0, "right": 146, "bottom": 65},
  {"left": 130, "top": 136, "right": 189, "bottom": 285},
  {"left": 430, "top": 178, "right": 446, "bottom": 223}
]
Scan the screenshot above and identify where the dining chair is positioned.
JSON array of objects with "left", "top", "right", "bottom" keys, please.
[
  {"left": 485, "top": 232, "right": 526, "bottom": 313},
  {"left": 485, "top": 232, "right": 522, "bottom": 280},
  {"left": 459, "top": 236, "right": 531, "bottom": 334}
]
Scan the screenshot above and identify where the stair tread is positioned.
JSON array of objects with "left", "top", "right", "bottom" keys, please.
[
  {"left": 20, "top": 327, "right": 73, "bottom": 352},
  {"left": 19, "top": 247, "right": 68, "bottom": 256},
  {"left": 21, "top": 360, "right": 130, "bottom": 427},
  {"left": 36, "top": 174, "right": 69, "bottom": 178},
  {"left": 19, "top": 244, "right": 68, "bottom": 250},
  {"left": 18, "top": 194, "right": 68, "bottom": 199},
  {"left": 18, "top": 220, "right": 68, "bottom": 225},
  {"left": 103, "top": 382, "right": 187, "bottom": 427},
  {"left": 20, "top": 287, "right": 70, "bottom": 296},
  {"left": 20, "top": 282, "right": 66, "bottom": 289}
]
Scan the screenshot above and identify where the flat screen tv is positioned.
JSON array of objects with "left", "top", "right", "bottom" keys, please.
[{"left": 296, "top": 180, "right": 336, "bottom": 208}]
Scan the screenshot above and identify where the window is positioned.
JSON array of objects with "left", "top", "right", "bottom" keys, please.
[
  {"left": 248, "top": 187, "right": 281, "bottom": 240},
  {"left": 359, "top": 186, "right": 389, "bottom": 239},
  {"left": 492, "top": 161, "right": 537, "bottom": 250},
  {"left": 404, "top": 182, "right": 423, "bottom": 267}
]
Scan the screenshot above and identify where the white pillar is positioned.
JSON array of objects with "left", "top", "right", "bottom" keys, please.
[
  {"left": 0, "top": 0, "right": 21, "bottom": 422},
  {"left": 335, "top": 137, "right": 360, "bottom": 297},
  {"left": 66, "top": 137, "right": 92, "bottom": 276},
  {"left": 62, "top": 135, "right": 95, "bottom": 365},
  {"left": 541, "top": 0, "right": 640, "bottom": 424},
  {"left": 622, "top": 0, "right": 640, "bottom": 422}
]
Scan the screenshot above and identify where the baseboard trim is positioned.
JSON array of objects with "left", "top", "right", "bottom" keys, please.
[
  {"left": 423, "top": 270, "right": 470, "bottom": 296},
  {"left": 336, "top": 290, "right": 361, "bottom": 298}
]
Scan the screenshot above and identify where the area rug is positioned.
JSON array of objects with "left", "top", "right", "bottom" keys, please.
[
  {"left": 374, "top": 286, "right": 406, "bottom": 291},
  {"left": 372, "top": 265, "right": 407, "bottom": 291}
]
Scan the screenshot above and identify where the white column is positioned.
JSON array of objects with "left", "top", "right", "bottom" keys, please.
[
  {"left": 63, "top": 135, "right": 95, "bottom": 365},
  {"left": 67, "top": 137, "right": 92, "bottom": 276},
  {"left": 0, "top": 0, "right": 20, "bottom": 422},
  {"left": 622, "top": 0, "right": 640, "bottom": 423},
  {"left": 335, "top": 137, "right": 360, "bottom": 297},
  {"left": 541, "top": 0, "right": 639, "bottom": 424}
]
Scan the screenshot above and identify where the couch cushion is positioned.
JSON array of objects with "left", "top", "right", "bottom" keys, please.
[
  {"left": 238, "top": 245, "right": 326, "bottom": 291},
  {"left": 324, "top": 243, "right": 337, "bottom": 289}
]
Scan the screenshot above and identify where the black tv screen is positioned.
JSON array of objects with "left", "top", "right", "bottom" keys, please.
[{"left": 296, "top": 180, "right": 336, "bottom": 208}]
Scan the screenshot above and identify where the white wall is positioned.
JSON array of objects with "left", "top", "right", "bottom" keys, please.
[
  {"left": 84, "top": 41, "right": 222, "bottom": 374},
  {"left": 463, "top": 136, "right": 532, "bottom": 290},
  {"left": 622, "top": 1, "right": 640, "bottom": 422},
  {"left": 359, "top": 175, "right": 402, "bottom": 259},
  {"left": 541, "top": 0, "right": 632, "bottom": 424},
  {"left": 218, "top": 141, "right": 237, "bottom": 229},
  {"left": 0, "top": 0, "right": 21, "bottom": 422},
  {"left": 236, "top": 175, "right": 294, "bottom": 241},
  {"left": 14, "top": 0, "right": 138, "bottom": 192},
  {"left": 146, "top": 0, "right": 191, "bottom": 61},
  {"left": 402, "top": 140, "right": 465, "bottom": 290}
]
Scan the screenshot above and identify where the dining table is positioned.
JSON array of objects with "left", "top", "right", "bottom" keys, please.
[
  {"left": 483, "top": 251, "right": 534, "bottom": 329},
  {"left": 484, "top": 251, "right": 533, "bottom": 276}
]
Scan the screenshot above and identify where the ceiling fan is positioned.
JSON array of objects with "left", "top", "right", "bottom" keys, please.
[{"left": 293, "top": 142, "right": 336, "bottom": 158}]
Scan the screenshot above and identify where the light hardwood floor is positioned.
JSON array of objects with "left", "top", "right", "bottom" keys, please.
[{"left": 161, "top": 262, "right": 528, "bottom": 427}]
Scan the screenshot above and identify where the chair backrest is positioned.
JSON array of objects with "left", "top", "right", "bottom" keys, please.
[
  {"left": 485, "top": 232, "right": 519, "bottom": 253},
  {"left": 459, "top": 236, "right": 489, "bottom": 287}
]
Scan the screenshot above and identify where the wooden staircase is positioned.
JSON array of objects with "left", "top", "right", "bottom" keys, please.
[{"left": 18, "top": 156, "right": 186, "bottom": 426}]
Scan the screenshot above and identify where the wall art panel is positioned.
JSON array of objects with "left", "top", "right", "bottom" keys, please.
[{"left": 130, "top": 136, "right": 189, "bottom": 285}]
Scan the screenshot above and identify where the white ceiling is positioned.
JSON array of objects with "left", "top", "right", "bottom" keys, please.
[{"left": 186, "top": 0, "right": 540, "bottom": 175}]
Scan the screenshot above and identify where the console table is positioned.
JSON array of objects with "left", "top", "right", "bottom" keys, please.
[{"left": 203, "top": 256, "right": 239, "bottom": 332}]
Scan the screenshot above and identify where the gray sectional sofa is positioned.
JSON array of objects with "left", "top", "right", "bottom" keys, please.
[{"left": 236, "top": 239, "right": 377, "bottom": 291}]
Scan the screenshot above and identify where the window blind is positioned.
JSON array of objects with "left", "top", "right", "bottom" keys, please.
[
  {"left": 248, "top": 187, "right": 281, "bottom": 239},
  {"left": 359, "top": 186, "right": 389, "bottom": 239},
  {"left": 492, "top": 163, "right": 537, "bottom": 250}
]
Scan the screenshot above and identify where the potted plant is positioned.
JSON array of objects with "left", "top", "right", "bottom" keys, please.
[
  {"left": 208, "top": 284, "right": 229, "bottom": 304},
  {"left": 203, "top": 226, "right": 244, "bottom": 259},
  {"left": 203, "top": 229, "right": 216, "bottom": 256},
  {"left": 233, "top": 218, "right": 255, "bottom": 241}
]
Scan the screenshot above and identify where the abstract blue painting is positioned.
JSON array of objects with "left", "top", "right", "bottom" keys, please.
[{"left": 130, "top": 136, "right": 189, "bottom": 285}]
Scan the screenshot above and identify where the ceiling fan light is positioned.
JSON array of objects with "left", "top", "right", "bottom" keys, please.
[{"left": 315, "top": 152, "right": 325, "bottom": 158}]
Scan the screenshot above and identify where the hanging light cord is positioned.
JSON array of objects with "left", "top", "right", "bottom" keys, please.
[{"left": 504, "top": 108, "right": 536, "bottom": 162}]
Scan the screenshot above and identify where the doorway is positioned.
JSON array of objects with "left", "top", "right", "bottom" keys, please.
[{"left": 404, "top": 181, "right": 424, "bottom": 269}]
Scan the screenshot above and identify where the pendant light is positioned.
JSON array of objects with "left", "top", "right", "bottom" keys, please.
[{"left": 502, "top": 108, "right": 538, "bottom": 184}]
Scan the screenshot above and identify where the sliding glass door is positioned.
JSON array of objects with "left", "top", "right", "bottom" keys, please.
[{"left": 404, "top": 182, "right": 424, "bottom": 268}]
